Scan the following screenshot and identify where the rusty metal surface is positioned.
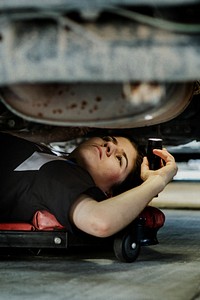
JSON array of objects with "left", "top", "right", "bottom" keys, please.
[
  {"left": 0, "top": 1, "right": 199, "bottom": 130},
  {"left": 0, "top": 82, "right": 194, "bottom": 128}
]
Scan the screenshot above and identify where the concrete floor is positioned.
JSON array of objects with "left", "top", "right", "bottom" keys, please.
[
  {"left": 151, "top": 181, "right": 200, "bottom": 209},
  {"left": 0, "top": 208, "right": 199, "bottom": 300}
]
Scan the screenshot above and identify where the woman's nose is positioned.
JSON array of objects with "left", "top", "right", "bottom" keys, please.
[{"left": 104, "top": 142, "right": 116, "bottom": 156}]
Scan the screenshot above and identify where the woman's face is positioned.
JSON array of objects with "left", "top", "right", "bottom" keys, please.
[{"left": 70, "top": 136, "right": 137, "bottom": 193}]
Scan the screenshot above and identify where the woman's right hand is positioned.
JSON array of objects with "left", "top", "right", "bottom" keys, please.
[{"left": 141, "top": 148, "right": 178, "bottom": 188}]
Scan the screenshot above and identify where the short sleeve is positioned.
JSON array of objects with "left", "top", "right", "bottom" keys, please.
[{"left": 30, "top": 160, "right": 107, "bottom": 233}]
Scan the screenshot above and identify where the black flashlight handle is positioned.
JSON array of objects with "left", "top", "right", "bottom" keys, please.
[{"left": 147, "top": 138, "right": 163, "bottom": 170}]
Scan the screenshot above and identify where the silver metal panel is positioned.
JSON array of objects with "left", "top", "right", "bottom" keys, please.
[
  {"left": 0, "top": 0, "right": 199, "bottom": 10},
  {"left": 0, "top": 18, "right": 199, "bottom": 84}
]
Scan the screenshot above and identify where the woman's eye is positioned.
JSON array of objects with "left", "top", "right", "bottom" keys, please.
[{"left": 102, "top": 136, "right": 113, "bottom": 142}]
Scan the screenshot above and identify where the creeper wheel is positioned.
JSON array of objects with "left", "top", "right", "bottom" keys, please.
[{"left": 113, "top": 230, "right": 141, "bottom": 263}]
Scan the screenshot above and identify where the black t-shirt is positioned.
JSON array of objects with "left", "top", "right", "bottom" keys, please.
[{"left": 0, "top": 133, "right": 106, "bottom": 233}]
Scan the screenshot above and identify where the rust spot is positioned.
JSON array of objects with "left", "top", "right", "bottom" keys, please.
[
  {"left": 43, "top": 103, "right": 48, "bottom": 107},
  {"left": 93, "top": 105, "right": 98, "bottom": 111},
  {"left": 132, "top": 82, "right": 140, "bottom": 89},
  {"left": 70, "top": 103, "right": 77, "bottom": 109},
  {"left": 38, "top": 112, "right": 43, "bottom": 117},
  {"left": 0, "top": 33, "right": 3, "bottom": 42},
  {"left": 52, "top": 109, "right": 62, "bottom": 114},
  {"left": 81, "top": 100, "right": 87, "bottom": 110},
  {"left": 95, "top": 96, "right": 102, "bottom": 102},
  {"left": 82, "top": 100, "right": 87, "bottom": 106},
  {"left": 37, "top": 103, "right": 42, "bottom": 107}
]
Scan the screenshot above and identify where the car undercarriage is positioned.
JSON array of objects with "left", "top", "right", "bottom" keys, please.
[{"left": 0, "top": 0, "right": 200, "bottom": 149}]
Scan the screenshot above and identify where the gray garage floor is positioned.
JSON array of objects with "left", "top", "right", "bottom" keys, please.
[{"left": 0, "top": 208, "right": 199, "bottom": 300}]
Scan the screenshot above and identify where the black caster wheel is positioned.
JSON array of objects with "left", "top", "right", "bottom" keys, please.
[{"left": 113, "top": 231, "right": 141, "bottom": 263}]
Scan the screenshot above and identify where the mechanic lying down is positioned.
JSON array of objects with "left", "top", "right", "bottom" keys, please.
[{"left": 0, "top": 132, "right": 177, "bottom": 237}]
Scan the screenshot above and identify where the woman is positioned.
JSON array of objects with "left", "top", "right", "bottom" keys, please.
[{"left": 0, "top": 132, "right": 177, "bottom": 237}]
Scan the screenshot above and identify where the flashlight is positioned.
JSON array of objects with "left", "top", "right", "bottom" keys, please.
[{"left": 147, "top": 138, "right": 163, "bottom": 170}]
